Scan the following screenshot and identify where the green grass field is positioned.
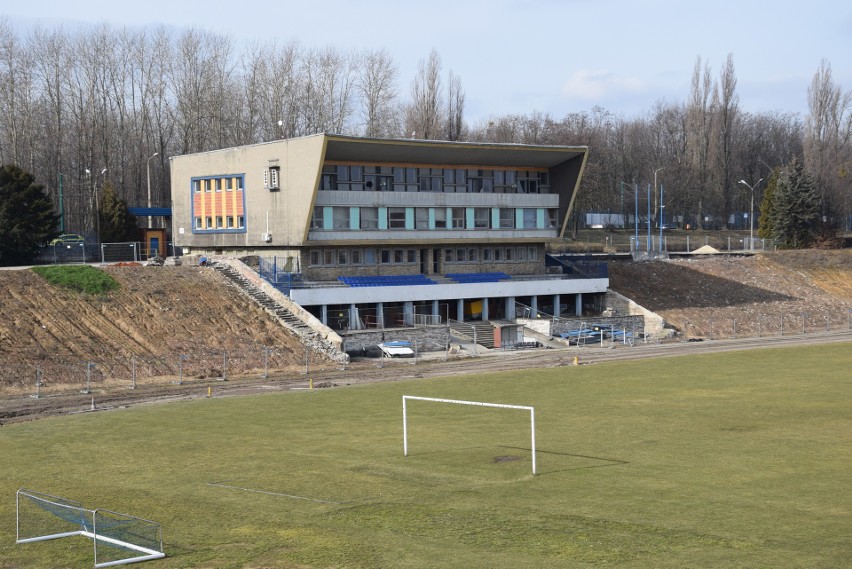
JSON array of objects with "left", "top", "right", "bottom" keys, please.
[{"left": 2, "top": 343, "right": 851, "bottom": 568}]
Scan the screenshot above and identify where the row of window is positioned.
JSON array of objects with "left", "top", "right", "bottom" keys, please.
[
  {"left": 194, "top": 215, "right": 245, "bottom": 230},
  {"left": 308, "top": 247, "right": 539, "bottom": 267},
  {"left": 321, "top": 164, "right": 550, "bottom": 194},
  {"left": 192, "top": 176, "right": 243, "bottom": 192},
  {"left": 312, "top": 206, "right": 558, "bottom": 231},
  {"left": 445, "top": 247, "right": 539, "bottom": 262}
]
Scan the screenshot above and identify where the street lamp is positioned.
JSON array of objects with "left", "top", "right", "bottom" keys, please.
[
  {"left": 146, "top": 152, "right": 159, "bottom": 228},
  {"left": 738, "top": 178, "right": 763, "bottom": 252},
  {"left": 654, "top": 167, "right": 664, "bottom": 250},
  {"left": 86, "top": 168, "right": 107, "bottom": 251},
  {"left": 620, "top": 181, "right": 639, "bottom": 250}
]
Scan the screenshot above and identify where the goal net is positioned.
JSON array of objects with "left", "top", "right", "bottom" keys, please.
[
  {"left": 402, "top": 395, "right": 537, "bottom": 475},
  {"left": 16, "top": 489, "right": 165, "bottom": 567}
]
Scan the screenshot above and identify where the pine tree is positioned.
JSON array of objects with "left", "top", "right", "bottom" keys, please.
[
  {"left": 0, "top": 164, "right": 59, "bottom": 265},
  {"left": 770, "top": 158, "right": 821, "bottom": 249},
  {"left": 99, "top": 182, "right": 138, "bottom": 243},
  {"left": 757, "top": 168, "right": 780, "bottom": 239}
]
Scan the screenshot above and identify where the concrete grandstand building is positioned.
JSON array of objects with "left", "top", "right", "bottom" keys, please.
[{"left": 169, "top": 133, "right": 608, "bottom": 332}]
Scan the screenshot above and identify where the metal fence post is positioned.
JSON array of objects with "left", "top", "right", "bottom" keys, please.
[
  {"left": 34, "top": 366, "right": 42, "bottom": 399},
  {"left": 263, "top": 347, "right": 269, "bottom": 379},
  {"left": 131, "top": 357, "right": 137, "bottom": 389},
  {"left": 83, "top": 362, "right": 94, "bottom": 394},
  {"left": 177, "top": 354, "right": 186, "bottom": 385},
  {"left": 220, "top": 350, "right": 228, "bottom": 381}
]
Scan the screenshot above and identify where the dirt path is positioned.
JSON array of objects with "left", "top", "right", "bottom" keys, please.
[{"left": 2, "top": 329, "right": 849, "bottom": 425}]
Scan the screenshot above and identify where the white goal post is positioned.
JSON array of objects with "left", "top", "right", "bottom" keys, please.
[
  {"left": 402, "top": 395, "right": 537, "bottom": 475},
  {"left": 16, "top": 489, "right": 165, "bottom": 568}
]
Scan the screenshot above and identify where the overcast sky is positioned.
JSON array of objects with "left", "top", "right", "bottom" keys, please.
[{"left": 6, "top": 0, "right": 852, "bottom": 123}]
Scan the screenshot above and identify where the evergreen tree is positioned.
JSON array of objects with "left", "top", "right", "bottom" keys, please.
[
  {"left": 757, "top": 168, "right": 781, "bottom": 239},
  {"left": 0, "top": 164, "right": 59, "bottom": 265},
  {"left": 99, "top": 182, "right": 138, "bottom": 243},
  {"left": 770, "top": 158, "right": 821, "bottom": 249}
]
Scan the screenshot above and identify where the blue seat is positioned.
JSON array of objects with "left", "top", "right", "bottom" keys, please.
[{"left": 338, "top": 274, "right": 436, "bottom": 287}]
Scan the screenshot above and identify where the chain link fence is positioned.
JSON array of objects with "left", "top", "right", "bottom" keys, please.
[
  {"left": 552, "top": 230, "right": 775, "bottom": 255},
  {"left": 1, "top": 342, "right": 337, "bottom": 398}
]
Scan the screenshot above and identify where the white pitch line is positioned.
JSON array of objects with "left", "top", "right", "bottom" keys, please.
[{"left": 206, "top": 482, "right": 341, "bottom": 505}]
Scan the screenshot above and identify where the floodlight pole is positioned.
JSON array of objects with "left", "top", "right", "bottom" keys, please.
[
  {"left": 738, "top": 178, "right": 762, "bottom": 252},
  {"left": 647, "top": 183, "right": 652, "bottom": 251},
  {"left": 620, "top": 181, "right": 639, "bottom": 250},
  {"left": 659, "top": 184, "right": 665, "bottom": 250},
  {"left": 652, "top": 168, "right": 663, "bottom": 251},
  {"left": 146, "top": 152, "right": 159, "bottom": 228}
]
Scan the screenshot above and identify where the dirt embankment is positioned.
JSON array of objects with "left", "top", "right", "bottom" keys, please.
[
  {"left": 0, "top": 250, "right": 849, "bottom": 393},
  {"left": 608, "top": 250, "right": 852, "bottom": 337},
  {"left": 0, "top": 265, "right": 330, "bottom": 389},
  {"left": 0, "top": 250, "right": 850, "bottom": 424}
]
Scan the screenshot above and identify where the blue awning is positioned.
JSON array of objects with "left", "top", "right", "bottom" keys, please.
[{"left": 128, "top": 207, "right": 172, "bottom": 217}]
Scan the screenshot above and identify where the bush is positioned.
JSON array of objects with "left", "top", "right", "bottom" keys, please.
[{"left": 31, "top": 265, "right": 119, "bottom": 295}]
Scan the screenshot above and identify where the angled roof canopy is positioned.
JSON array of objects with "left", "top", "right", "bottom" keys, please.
[{"left": 323, "top": 134, "right": 587, "bottom": 168}]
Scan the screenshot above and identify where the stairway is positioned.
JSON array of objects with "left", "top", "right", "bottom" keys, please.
[
  {"left": 449, "top": 320, "right": 496, "bottom": 349},
  {"left": 211, "top": 261, "right": 344, "bottom": 360}
]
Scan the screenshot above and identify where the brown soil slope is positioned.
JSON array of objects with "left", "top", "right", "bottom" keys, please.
[
  {"left": 1, "top": 250, "right": 849, "bottom": 391},
  {"left": 608, "top": 250, "right": 852, "bottom": 337},
  {"left": 0, "top": 265, "right": 328, "bottom": 388}
]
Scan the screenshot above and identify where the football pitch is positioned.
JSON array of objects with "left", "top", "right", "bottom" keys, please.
[{"left": 1, "top": 342, "right": 850, "bottom": 568}]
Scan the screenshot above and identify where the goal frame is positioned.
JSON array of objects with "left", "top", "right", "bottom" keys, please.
[
  {"left": 402, "top": 395, "right": 537, "bottom": 475},
  {"left": 16, "top": 489, "right": 165, "bottom": 567}
]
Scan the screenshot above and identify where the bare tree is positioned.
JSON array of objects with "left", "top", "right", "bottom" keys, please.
[
  {"left": 406, "top": 49, "right": 443, "bottom": 139},
  {"left": 805, "top": 59, "right": 852, "bottom": 225},
  {"left": 0, "top": 18, "right": 35, "bottom": 169},
  {"left": 686, "top": 57, "right": 716, "bottom": 228},
  {"left": 713, "top": 53, "right": 740, "bottom": 224},
  {"left": 444, "top": 70, "right": 465, "bottom": 141},
  {"left": 355, "top": 48, "right": 399, "bottom": 138}
]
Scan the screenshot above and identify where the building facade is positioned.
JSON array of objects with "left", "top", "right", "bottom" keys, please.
[{"left": 170, "top": 134, "right": 608, "bottom": 330}]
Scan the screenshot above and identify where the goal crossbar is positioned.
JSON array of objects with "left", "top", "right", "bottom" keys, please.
[
  {"left": 402, "top": 395, "right": 537, "bottom": 475},
  {"left": 16, "top": 489, "right": 165, "bottom": 567}
]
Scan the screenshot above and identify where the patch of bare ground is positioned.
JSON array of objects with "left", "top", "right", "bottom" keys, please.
[
  {"left": 1, "top": 250, "right": 850, "bottom": 425},
  {"left": 0, "top": 265, "right": 332, "bottom": 391},
  {"left": 608, "top": 249, "right": 852, "bottom": 337}
]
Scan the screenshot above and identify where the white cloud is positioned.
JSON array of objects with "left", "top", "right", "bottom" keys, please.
[{"left": 560, "top": 69, "right": 648, "bottom": 101}]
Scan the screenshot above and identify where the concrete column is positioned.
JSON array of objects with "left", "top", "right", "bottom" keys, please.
[
  {"left": 349, "top": 303, "right": 358, "bottom": 330},
  {"left": 376, "top": 302, "right": 384, "bottom": 328},
  {"left": 575, "top": 293, "right": 583, "bottom": 316},
  {"left": 481, "top": 298, "right": 489, "bottom": 321},
  {"left": 457, "top": 298, "right": 465, "bottom": 322},
  {"left": 506, "top": 296, "right": 516, "bottom": 320},
  {"left": 432, "top": 300, "right": 440, "bottom": 320},
  {"left": 553, "top": 294, "right": 561, "bottom": 318},
  {"left": 404, "top": 301, "right": 414, "bottom": 326},
  {"left": 321, "top": 305, "right": 328, "bottom": 326},
  {"left": 531, "top": 296, "right": 539, "bottom": 317}
]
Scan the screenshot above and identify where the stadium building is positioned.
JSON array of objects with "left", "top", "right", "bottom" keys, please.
[{"left": 169, "top": 134, "right": 608, "bottom": 333}]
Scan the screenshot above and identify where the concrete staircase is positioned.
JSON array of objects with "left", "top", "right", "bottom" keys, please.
[
  {"left": 211, "top": 261, "right": 344, "bottom": 361},
  {"left": 450, "top": 320, "right": 496, "bottom": 349}
]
